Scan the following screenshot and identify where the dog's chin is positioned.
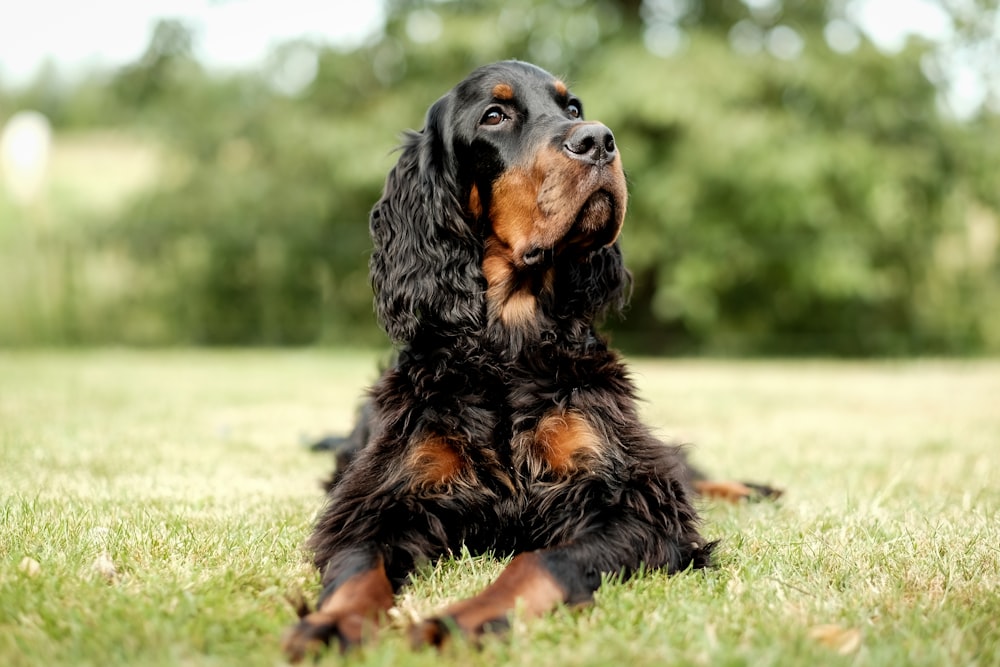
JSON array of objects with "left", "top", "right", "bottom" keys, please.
[
  {"left": 517, "top": 192, "right": 624, "bottom": 267},
  {"left": 562, "top": 191, "right": 622, "bottom": 253}
]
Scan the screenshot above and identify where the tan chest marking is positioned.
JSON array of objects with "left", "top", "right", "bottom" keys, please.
[
  {"left": 407, "top": 436, "right": 465, "bottom": 489},
  {"left": 482, "top": 247, "right": 539, "bottom": 328},
  {"left": 532, "top": 410, "right": 604, "bottom": 474}
]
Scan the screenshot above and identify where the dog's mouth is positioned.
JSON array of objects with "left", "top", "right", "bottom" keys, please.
[
  {"left": 521, "top": 190, "right": 623, "bottom": 266},
  {"left": 568, "top": 190, "right": 622, "bottom": 247}
]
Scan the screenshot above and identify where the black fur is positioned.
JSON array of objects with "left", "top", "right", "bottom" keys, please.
[{"left": 294, "top": 61, "right": 716, "bottom": 654}]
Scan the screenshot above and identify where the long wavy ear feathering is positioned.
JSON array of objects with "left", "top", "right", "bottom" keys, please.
[{"left": 369, "top": 95, "right": 484, "bottom": 344}]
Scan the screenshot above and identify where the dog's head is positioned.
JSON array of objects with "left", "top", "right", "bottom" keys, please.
[{"left": 370, "top": 60, "right": 629, "bottom": 344}]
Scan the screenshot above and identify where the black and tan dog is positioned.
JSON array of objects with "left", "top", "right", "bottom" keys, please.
[{"left": 285, "top": 60, "right": 777, "bottom": 661}]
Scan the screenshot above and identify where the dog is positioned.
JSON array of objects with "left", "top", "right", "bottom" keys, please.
[{"left": 284, "top": 60, "right": 774, "bottom": 661}]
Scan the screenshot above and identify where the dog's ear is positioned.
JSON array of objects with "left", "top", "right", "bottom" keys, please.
[{"left": 369, "top": 94, "right": 483, "bottom": 344}]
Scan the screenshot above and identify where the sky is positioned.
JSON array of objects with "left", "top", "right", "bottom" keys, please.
[
  {"left": 0, "top": 0, "right": 971, "bottom": 109},
  {"left": 0, "top": 0, "right": 385, "bottom": 84}
]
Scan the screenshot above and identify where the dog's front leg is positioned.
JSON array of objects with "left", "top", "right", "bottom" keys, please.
[
  {"left": 282, "top": 547, "right": 394, "bottom": 662},
  {"left": 412, "top": 547, "right": 599, "bottom": 646}
]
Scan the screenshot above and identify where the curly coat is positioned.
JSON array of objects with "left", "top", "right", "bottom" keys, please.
[{"left": 284, "top": 60, "right": 720, "bottom": 661}]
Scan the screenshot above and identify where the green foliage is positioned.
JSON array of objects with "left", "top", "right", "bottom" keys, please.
[
  {"left": 95, "top": 35, "right": 391, "bottom": 344},
  {"left": 102, "top": 95, "right": 382, "bottom": 344},
  {"left": 2, "top": 0, "right": 999, "bottom": 353},
  {"left": 590, "top": 33, "right": 992, "bottom": 353}
]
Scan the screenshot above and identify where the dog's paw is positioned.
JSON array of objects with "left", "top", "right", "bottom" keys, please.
[
  {"left": 410, "top": 616, "right": 453, "bottom": 648},
  {"left": 695, "top": 479, "right": 784, "bottom": 503},
  {"left": 741, "top": 481, "right": 784, "bottom": 501},
  {"left": 282, "top": 611, "right": 367, "bottom": 663},
  {"left": 410, "top": 613, "right": 510, "bottom": 649}
]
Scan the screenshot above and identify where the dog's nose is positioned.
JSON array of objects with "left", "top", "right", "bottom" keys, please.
[{"left": 564, "top": 123, "right": 617, "bottom": 165}]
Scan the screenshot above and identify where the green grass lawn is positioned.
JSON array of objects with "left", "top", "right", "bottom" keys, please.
[{"left": 2, "top": 350, "right": 998, "bottom": 666}]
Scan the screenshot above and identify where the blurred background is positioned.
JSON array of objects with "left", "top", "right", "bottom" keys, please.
[{"left": 0, "top": 0, "right": 997, "bottom": 356}]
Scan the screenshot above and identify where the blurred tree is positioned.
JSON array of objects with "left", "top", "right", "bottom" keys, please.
[
  {"left": 95, "top": 20, "right": 385, "bottom": 344},
  {"left": 113, "top": 19, "right": 199, "bottom": 108},
  {"left": 924, "top": 0, "right": 1000, "bottom": 116},
  {"left": 6, "top": 0, "right": 997, "bottom": 353},
  {"left": 297, "top": 0, "right": 1000, "bottom": 354}
]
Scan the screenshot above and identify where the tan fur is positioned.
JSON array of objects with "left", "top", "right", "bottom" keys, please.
[
  {"left": 468, "top": 183, "right": 482, "bottom": 218},
  {"left": 482, "top": 143, "right": 606, "bottom": 332},
  {"left": 407, "top": 436, "right": 465, "bottom": 489},
  {"left": 488, "top": 165, "right": 544, "bottom": 254},
  {"left": 533, "top": 410, "right": 604, "bottom": 474},
  {"left": 693, "top": 480, "right": 755, "bottom": 502},
  {"left": 499, "top": 289, "right": 537, "bottom": 328},
  {"left": 283, "top": 562, "right": 394, "bottom": 661},
  {"left": 482, "top": 240, "right": 538, "bottom": 328},
  {"left": 492, "top": 83, "right": 515, "bottom": 100},
  {"left": 435, "top": 553, "right": 566, "bottom": 643}
]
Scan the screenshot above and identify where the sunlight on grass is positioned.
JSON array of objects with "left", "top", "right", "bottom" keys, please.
[{"left": 2, "top": 351, "right": 998, "bottom": 666}]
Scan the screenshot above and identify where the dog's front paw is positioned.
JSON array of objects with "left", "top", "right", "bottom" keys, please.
[
  {"left": 410, "top": 613, "right": 510, "bottom": 649},
  {"left": 282, "top": 611, "right": 367, "bottom": 663},
  {"left": 411, "top": 616, "right": 453, "bottom": 648}
]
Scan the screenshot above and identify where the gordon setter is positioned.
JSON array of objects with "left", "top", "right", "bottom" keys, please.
[{"left": 283, "top": 60, "right": 774, "bottom": 661}]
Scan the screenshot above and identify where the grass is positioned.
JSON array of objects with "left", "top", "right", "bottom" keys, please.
[{"left": 1, "top": 350, "right": 998, "bottom": 666}]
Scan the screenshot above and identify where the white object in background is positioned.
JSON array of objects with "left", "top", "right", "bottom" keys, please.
[{"left": 1, "top": 110, "right": 53, "bottom": 205}]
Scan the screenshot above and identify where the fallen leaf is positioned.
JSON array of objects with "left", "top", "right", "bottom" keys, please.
[
  {"left": 92, "top": 552, "right": 119, "bottom": 582},
  {"left": 19, "top": 557, "right": 41, "bottom": 577},
  {"left": 809, "top": 624, "right": 862, "bottom": 655}
]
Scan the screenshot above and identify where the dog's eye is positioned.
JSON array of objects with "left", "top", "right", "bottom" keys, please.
[
  {"left": 566, "top": 103, "right": 582, "bottom": 119},
  {"left": 481, "top": 108, "right": 508, "bottom": 126}
]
